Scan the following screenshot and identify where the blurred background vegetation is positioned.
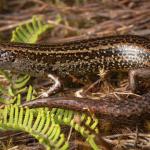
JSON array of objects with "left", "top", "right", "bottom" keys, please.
[{"left": 0, "top": 0, "right": 149, "bottom": 43}]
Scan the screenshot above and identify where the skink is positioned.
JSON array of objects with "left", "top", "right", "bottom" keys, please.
[
  {"left": 0, "top": 35, "right": 149, "bottom": 77},
  {"left": 0, "top": 35, "right": 150, "bottom": 119}
]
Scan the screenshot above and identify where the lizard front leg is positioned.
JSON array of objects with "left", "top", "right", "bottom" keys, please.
[{"left": 40, "top": 74, "right": 61, "bottom": 97}]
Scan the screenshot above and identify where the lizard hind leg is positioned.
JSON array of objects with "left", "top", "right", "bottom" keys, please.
[
  {"left": 129, "top": 68, "right": 150, "bottom": 94},
  {"left": 75, "top": 69, "right": 112, "bottom": 99}
]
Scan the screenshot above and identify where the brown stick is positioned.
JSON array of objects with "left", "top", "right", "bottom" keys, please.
[{"left": 22, "top": 91, "right": 150, "bottom": 121}]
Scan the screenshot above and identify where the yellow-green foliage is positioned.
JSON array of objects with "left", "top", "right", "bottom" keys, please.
[
  {"left": 0, "top": 105, "right": 69, "bottom": 150},
  {"left": 11, "top": 15, "right": 61, "bottom": 43}
]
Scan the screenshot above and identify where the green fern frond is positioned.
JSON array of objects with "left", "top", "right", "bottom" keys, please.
[
  {"left": 11, "top": 16, "right": 49, "bottom": 43},
  {"left": 11, "top": 15, "right": 61, "bottom": 43},
  {"left": 0, "top": 105, "right": 69, "bottom": 150},
  {"left": 0, "top": 73, "right": 34, "bottom": 105},
  {"left": 51, "top": 108, "right": 100, "bottom": 149},
  {"left": 0, "top": 104, "right": 100, "bottom": 150}
]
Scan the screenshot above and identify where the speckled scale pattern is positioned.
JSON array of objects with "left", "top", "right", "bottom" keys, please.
[{"left": 0, "top": 35, "right": 149, "bottom": 76}]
